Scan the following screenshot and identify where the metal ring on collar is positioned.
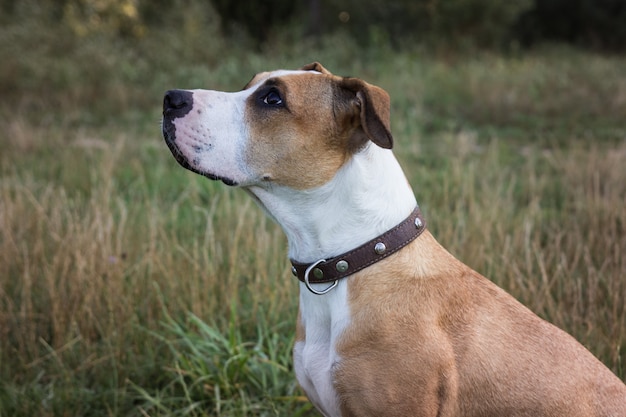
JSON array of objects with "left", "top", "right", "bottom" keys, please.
[{"left": 304, "top": 259, "right": 338, "bottom": 295}]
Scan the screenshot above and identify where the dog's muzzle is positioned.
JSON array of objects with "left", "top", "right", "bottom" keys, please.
[{"left": 161, "top": 90, "right": 239, "bottom": 186}]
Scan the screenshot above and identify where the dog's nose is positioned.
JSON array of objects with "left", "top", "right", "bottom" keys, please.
[{"left": 163, "top": 89, "right": 193, "bottom": 118}]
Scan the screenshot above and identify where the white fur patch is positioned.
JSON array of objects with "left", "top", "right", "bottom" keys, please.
[
  {"left": 294, "top": 280, "right": 350, "bottom": 417},
  {"left": 170, "top": 88, "right": 253, "bottom": 184}
]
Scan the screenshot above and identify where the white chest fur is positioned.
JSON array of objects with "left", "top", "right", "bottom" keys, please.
[
  {"left": 251, "top": 146, "right": 416, "bottom": 416},
  {"left": 294, "top": 280, "right": 351, "bottom": 417}
]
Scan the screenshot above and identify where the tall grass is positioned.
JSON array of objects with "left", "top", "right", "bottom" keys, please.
[
  {"left": 0, "top": 130, "right": 300, "bottom": 415},
  {"left": 132, "top": 310, "right": 313, "bottom": 416},
  {"left": 0, "top": 15, "right": 625, "bottom": 415}
]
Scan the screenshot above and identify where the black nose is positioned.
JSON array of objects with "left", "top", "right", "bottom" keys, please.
[{"left": 163, "top": 89, "right": 193, "bottom": 118}]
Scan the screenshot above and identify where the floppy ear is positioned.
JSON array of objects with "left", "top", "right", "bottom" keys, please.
[
  {"left": 341, "top": 78, "right": 393, "bottom": 149},
  {"left": 300, "top": 62, "right": 333, "bottom": 75}
]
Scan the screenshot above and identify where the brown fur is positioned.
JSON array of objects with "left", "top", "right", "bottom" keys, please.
[
  {"left": 334, "top": 231, "right": 626, "bottom": 416},
  {"left": 243, "top": 64, "right": 393, "bottom": 189}
]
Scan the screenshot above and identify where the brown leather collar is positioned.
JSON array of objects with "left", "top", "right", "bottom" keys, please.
[{"left": 290, "top": 207, "right": 426, "bottom": 294}]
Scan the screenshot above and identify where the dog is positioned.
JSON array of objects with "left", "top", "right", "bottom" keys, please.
[{"left": 162, "top": 62, "right": 626, "bottom": 416}]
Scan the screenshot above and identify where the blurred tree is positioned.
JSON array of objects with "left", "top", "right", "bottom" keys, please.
[
  {"left": 0, "top": 0, "right": 146, "bottom": 37},
  {"left": 515, "top": 0, "right": 626, "bottom": 51},
  {"left": 137, "top": 0, "right": 172, "bottom": 26},
  {"left": 316, "top": 0, "right": 532, "bottom": 49},
  {"left": 2, "top": 0, "right": 624, "bottom": 51},
  {"left": 434, "top": 0, "right": 533, "bottom": 47},
  {"left": 63, "top": 0, "right": 145, "bottom": 37},
  {"left": 308, "top": 0, "right": 322, "bottom": 37},
  {"left": 0, "top": 0, "right": 65, "bottom": 22},
  {"left": 211, "top": 0, "right": 298, "bottom": 42}
]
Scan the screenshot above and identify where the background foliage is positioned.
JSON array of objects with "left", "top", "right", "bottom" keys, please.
[
  {"left": 2, "top": 0, "right": 624, "bottom": 50},
  {"left": 0, "top": 1, "right": 625, "bottom": 416}
]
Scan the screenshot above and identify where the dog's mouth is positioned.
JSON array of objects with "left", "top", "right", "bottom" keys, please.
[{"left": 161, "top": 120, "right": 239, "bottom": 187}]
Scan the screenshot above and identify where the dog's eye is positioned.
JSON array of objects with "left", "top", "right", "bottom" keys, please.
[{"left": 263, "top": 89, "right": 283, "bottom": 106}]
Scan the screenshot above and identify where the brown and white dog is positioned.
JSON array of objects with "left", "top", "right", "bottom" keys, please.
[{"left": 162, "top": 63, "right": 626, "bottom": 416}]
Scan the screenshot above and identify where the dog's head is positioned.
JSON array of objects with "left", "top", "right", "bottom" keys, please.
[{"left": 161, "top": 62, "right": 393, "bottom": 190}]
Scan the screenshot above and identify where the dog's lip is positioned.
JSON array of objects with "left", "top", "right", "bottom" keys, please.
[
  {"left": 202, "top": 172, "right": 239, "bottom": 186},
  {"left": 162, "top": 123, "right": 239, "bottom": 187}
]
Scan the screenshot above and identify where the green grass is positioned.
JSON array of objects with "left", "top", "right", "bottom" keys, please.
[
  {"left": 0, "top": 13, "right": 625, "bottom": 416},
  {"left": 132, "top": 307, "right": 313, "bottom": 416}
]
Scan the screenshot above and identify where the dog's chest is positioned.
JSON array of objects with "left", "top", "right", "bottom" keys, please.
[{"left": 294, "top": 281, "right": 351, "bottom": 417}]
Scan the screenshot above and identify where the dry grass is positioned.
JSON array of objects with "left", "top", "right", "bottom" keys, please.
[
  {"left": 402, "top": 136, "right": 626, "bottom": 373},
  {"left": 0, "top": 132, "right": 294, "bottom": 355},
  {"left": 0, "top": 126, "right": 298, "bottom": 414}
]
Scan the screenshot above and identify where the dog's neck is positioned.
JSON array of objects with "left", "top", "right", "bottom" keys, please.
[{"left": 248, "top": 144, "right": 418, "bottom": 264}]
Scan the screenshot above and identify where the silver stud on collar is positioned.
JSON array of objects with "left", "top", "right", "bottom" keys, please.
[
  {"left": 374, "top": 242, "right": 387, "bottom": 255},
  {"left": 415, "top": 217, "right": 423, "bottom": 229},
  {"left": 336, "top": 260, "right": 349, "bottom": 273},
  {"left": 291, "top": 266, "right": 298, "bottom": 276},
  {"left": 313, "top": 268, "right": 324, "bottom": 279}
]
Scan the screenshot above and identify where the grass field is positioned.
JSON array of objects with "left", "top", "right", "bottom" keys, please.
[{"left": 1, "top": 16, "right": 625, "bottom": 416}]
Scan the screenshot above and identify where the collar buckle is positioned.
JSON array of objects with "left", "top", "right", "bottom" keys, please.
[{"left": 304, "top": 259, "right": 338, "bottom": 295}]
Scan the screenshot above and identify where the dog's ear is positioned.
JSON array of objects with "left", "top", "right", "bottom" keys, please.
[
  {"left": 301, "top": 62, "right": 333, "bottom": 75},
  {"left": 340, "top": 78, "right": 393, "bottom": 149}
]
